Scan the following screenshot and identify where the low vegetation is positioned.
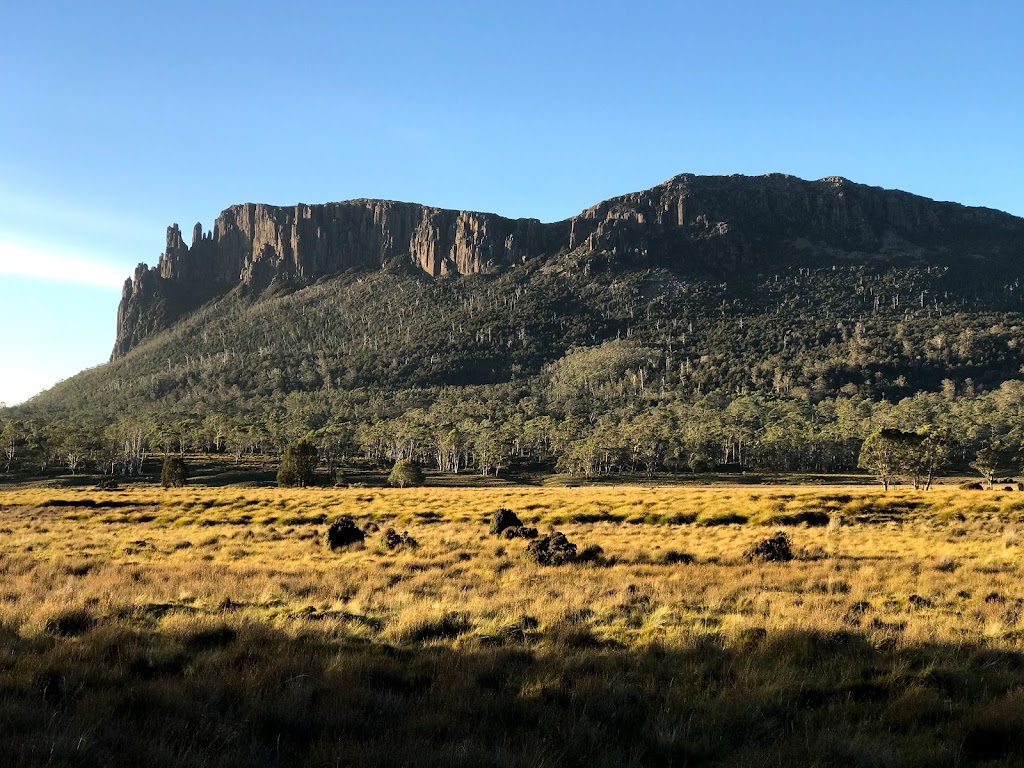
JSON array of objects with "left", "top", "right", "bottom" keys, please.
[
  {"left": 277, "top": 440, "right": 319, "bottom": 487},
  {"left": 388, "top": 459, "right": 425, "bottom": 488},
  {"left": 6, "top": 255, "right": 1024, "bottom": 489},
  {"left": 1, "top": 482, "right": 1024, "bottom": 765},
  {"left": 160, "top": 455, "right": 188, "bottom": 488}
]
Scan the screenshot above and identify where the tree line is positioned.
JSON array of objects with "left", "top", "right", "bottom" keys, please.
[{"left": 5, "top": 379, "right": 1024, "bottom": 485}]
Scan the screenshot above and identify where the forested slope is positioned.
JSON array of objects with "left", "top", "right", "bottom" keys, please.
[{"left": 6, "top": 174, "right": 1024, "bottom": 479}]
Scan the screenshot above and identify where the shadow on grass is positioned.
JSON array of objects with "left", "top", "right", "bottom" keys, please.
[
  {"left": 190, "top": 467, "right": 279, "bottom": 487},
  {"left": 1, "top": 622, "right": 1022, "bottom": 767}
]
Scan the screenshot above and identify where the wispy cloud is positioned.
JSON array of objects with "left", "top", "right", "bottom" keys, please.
[
  {"left": 0, "top": 184, "right": 154, "bottom": 242},
  {"left": 0, "top": 237, "right": 127, "bottom": 288}
]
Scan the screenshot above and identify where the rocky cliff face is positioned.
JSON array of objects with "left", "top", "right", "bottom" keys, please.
[
  {"left": 566, "top": 173, "right": 1023, "bottom": 271},
  {"left": 112, "top": 174, "right": 1024, "bottom": 359},
  {"left": 113, "top": 201, "right": 568, "bottom": 358}
]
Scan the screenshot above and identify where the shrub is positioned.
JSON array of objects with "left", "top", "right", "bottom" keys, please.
[
  {"left": 660, "top": 550, "right": 695, "bottom": 565},
  {"left": 326, "top": 517, "right": 365, "bottom": 550},
  {"left": 380, "top": 528, "right": 419, "bottom": 550},
  {"left": 743, "top": 531, "right": 794, "bottom": 562},
  {"left": 388, "top": 460, "right": 425, "bottom": 488},
  {"left": 525, "top": 532, "right": 577, "bottom": 566},
  {"left": 489, "top": 507, "right": 522, "bottom": 535},
  {"left": 278, "top": 441, "right": 318, "bottom": 487},
  {"left": 161, "top": 456, "right": 188, "bottom": 488}
]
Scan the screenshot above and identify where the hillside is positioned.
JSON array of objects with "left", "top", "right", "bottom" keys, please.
[{"left": 10, "top": 173, "right": 1024, "bottom": 478}]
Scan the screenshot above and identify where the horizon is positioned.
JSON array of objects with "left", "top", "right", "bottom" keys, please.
[{"left": 3, "top": 0, "right": 1023, "bottom": 405}]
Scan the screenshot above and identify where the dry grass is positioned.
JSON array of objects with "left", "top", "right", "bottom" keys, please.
[{"left": 2, "top": 483, "right": 1024, "bottom": 766}]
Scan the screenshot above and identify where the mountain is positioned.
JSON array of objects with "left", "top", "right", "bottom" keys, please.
[
  {"left": 112, "top": 173, "right": 1024, "bottom": 359},
  {"left": 20, "top": 173, "right": 1024, "bottom": 435}
]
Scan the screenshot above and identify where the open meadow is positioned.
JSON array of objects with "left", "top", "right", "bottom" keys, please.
[{"left": 2, "top": 482, "right": 1024, "bottom": 766}]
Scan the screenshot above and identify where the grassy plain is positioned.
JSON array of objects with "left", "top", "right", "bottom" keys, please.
[{"left": 2, "top": 482, "right": 1024, "bottom": 766}]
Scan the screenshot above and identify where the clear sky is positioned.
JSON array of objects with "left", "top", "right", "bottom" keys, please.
[{"left": 1, "top": 0, "right": 1022, "bottom": 405}]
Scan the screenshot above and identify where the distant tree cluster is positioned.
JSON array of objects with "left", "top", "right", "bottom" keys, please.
[
  {"left": 4, "top": 375, "right": 1024, "bottom": 489},
  {"left": 857, "top": 427, "right": 952, "bottom": 490}
]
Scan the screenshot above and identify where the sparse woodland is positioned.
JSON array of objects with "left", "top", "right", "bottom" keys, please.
[{"left": 5, "top": 262, "right": 1024, "bottom": 486}]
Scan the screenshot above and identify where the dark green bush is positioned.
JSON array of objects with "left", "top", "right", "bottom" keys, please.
[
  {"left": 501, "top": 525, "right": 537, "bottom": 540},
  {"left": 525, "top": 532, "right": 577, "bottom": 566},
  {"left": 743, "top": 531, "right": 794, "bottom": 562},
  {"left": 161, "top": 456, "right": 189, "bottom": 488},
  {"left": 380, "top": 528, "right": 419, "bottom": 550},
  {"left": 326, "top": 517, "right": 365, "bottom": 550},
  {"left": 278, "top": 441, "right": 318, "bottom": 487},
  {"left": 489, "top": 508, "right": 522, "bottom": 535}
]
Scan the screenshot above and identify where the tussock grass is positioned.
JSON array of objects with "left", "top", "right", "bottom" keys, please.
[{"left": 1, "top": 482, "right": 1024, "bottom": 764}]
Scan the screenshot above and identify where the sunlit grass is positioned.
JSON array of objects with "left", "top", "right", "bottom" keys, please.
[
  {"left": 4, "top": 483, "right": 1024, "bottom": 647},
  {"left": 2, "top": 482, "right": 1024, "bottom": 765}
]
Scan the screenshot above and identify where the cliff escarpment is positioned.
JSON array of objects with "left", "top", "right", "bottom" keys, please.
[
  {"left": 113, "top": 201, "right": 566, "bottom": 358},
  {"left": 113, "top": 174, "right": 1024, "bottom": 359}
]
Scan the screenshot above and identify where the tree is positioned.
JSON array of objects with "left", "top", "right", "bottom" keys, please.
[
  {"left": 858, "top": 428, "right": 921, "bottom": 490},
  {"left": 388, "top": 459, "right": 424, "bottom": 488},
  {"left": 434, "top": 425, "right": 469, "bottom": 473},
  {"left": 915, "top": 426, "right": 953, "bottom": 490},
  {"left": 312, "top": 423, "right": 355, "bottom": 477},
  {"left": 57, "top": 426, "right": 93, "bottom": 476},
  {"left": 970, "top": 439, "right": 1014, "bottom": 490},
  {"left": 469, "top": 420, "right": 511, "bottom": 477},
  {"left": 625, "top": 411, "right": 671, "bottom": 476},
  {"left": 161, "top": 456, "right": 189, "bottom": 487},
  {"left": 226, "top": 421, "right": 255, "bottom": 464},
  {"left": 106, "top": 417, "right": 154, "bottom": 475},
  {"left": 277, "top": 440, "right": 319, "bottom": 487},
  {"left": 555, "top": 435, "right": 600, "bottom": 477},
  {"left": 1, "top": 418, "right": 26, "bottom": 471},
  {"left": 41, "top": 418, "right": 102, "bottom": 476}
]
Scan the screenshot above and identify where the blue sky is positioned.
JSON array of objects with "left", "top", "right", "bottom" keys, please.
[{"left": 1, "top": 0, "right": 1022, "bottom": 405}]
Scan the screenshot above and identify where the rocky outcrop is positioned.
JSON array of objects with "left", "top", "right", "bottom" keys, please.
[
  {"left": 153, "top": 201, "right": 569, "bottom": 287},
  {"left": 113, "top": 202, "right": 567, "bottom": 358},
  {"left": 564, "top": 173, "right": 1023, "bottom": 271},
  {"left": 112, "top": 174, "right": 1024, "bottom": 359}
]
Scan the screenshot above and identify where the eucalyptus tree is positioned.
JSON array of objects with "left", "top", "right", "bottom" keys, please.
[
  {"left": 1, "top": 418, "right": 26, "bottom": 471},
  {"left": 858, "top": 428, "right": 922, "bottom": 490}
]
